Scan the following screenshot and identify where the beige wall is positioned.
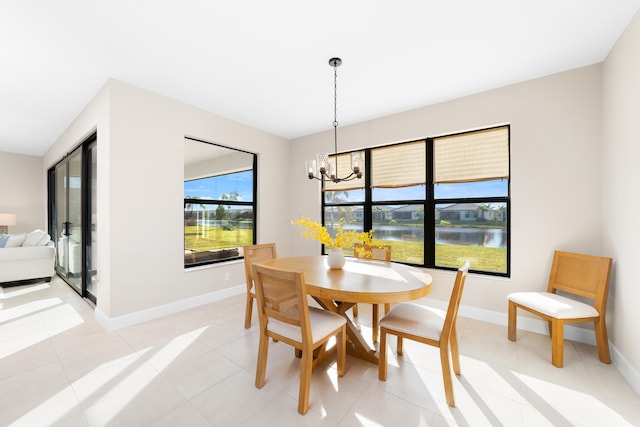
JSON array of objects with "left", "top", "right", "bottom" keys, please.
[
  {"left": 603, "top": 10, "right": 640, "bottom": 387},
  {"left": 290, "top": 64, "right": 604, "bottom": 314},
  {"left": 44, "top": 79, "right": 291, "bottom": 322},
  {"left": 0, "top": 151, "right": 46, "bottom": 233}
]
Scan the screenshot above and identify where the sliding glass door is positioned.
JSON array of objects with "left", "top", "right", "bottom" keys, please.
[
  {"left": 49, "top": 133, "right": 97, "bottom": 303},
  {"left": 55, "top": 147, "right": 83, "bottom": 292}
]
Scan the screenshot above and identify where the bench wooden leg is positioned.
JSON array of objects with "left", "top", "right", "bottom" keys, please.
[
  {"left": 551, "top": 319, "right": 564, "bottom": 368},
  {"left": 507, "top": 300, "right": 517, "bottom": 341}
]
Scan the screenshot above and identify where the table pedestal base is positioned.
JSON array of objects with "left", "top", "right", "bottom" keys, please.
[{"left": 313, "top": 297, "right": 379, "bottom": 365}]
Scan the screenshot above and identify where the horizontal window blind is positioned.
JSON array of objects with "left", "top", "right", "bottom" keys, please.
[
  {"left": 371, "top": 141, "right": 426, "bottom": 188},
  {"left": 434, "top": 126, "right": 509, "bottom": 184}
]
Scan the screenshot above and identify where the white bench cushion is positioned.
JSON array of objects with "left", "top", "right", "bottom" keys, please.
[{"left": 508, "top": 292, "right": 598, "bottom": 319}]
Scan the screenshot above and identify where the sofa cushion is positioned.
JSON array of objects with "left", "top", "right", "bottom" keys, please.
[
  {"left": 37, "top": 233, "right": 52, "bottom": 246},
  {"left": 0, "top": 234, "right": 9, "bottom": 248},
  {"left": 22, "top": 229, "right": 51, "bottom": 247},
  {"left": 4, "top": 233, "right": 26, "bottom": 248}
]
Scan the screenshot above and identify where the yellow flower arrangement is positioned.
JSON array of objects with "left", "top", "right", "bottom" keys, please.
[{"left": 291, "top": 217, "right": 379, "bottom": 251}]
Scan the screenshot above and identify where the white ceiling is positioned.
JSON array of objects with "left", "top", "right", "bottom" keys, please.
[{"left": 1, "top": 1, "right": 639, "bottom": 156}]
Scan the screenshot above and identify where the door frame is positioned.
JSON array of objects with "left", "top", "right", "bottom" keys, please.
[{"left": 47, "top": 132, "right": 97, "bottom": 303}]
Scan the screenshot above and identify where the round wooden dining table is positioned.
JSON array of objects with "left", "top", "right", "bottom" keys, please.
[{"left": 258, "top": 255, "right": 432, "bottom": 364}]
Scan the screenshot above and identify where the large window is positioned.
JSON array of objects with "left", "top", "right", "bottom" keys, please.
[
  {"left": 184, "top": 138, "right": 256, "bottom": 267},
  {"left": 322, "top": 125, "right": 509, "bottom": 276}
]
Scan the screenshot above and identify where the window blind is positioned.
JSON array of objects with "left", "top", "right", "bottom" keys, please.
[
  {"left": 433, "top": 126, "right": 509, "bottom": 184},
  {"left": 371, "top": 141, "right": 426, "bottom": 188}
]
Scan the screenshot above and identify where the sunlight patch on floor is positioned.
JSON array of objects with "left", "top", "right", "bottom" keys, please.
[
  {"left": 355, "top": 412, "right": 385, "bottom": 427},
  {"left": 0, "top": 283, "right": 50, "bottom": 299},
  {"left": 143, "top": 326, "right": 208, "bottom": 372},
  {"left": 12, "top": 386, "right": 80, "bottom": 427},
  {"left": 0, "top": 297, "right": 60, "bottom": 322}
]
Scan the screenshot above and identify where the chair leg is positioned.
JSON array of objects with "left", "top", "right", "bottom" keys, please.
[
  {"left": 255, "top": 333, "right": 269, "bottom": 388},
  {"left": 352, "top": 304, "right": 359, "bottom": 317},
  {"left": 244, "top": 293, "right": 254, "bottom": 329},
  {"left": 440, "top": 343, "right": 455, "bottom": 407},
  {"left": 298, "top": 345, "right": 313, "bottom": 415},
  {"left": 397, "top": 336, "right": 403, "bottom": 356},
  {"left": 378, "top": 328, "right": 388, "bottom": 380},
  {"left": 594, "top": 318, "right": 612, "bottom": 364},
  {"left": 449, "top": 325, "right": 461, "bottom": 376},
  {"left": 507, "top": 301, "right": 517, "bottom": 341},
  {"left": 384, "top": 303, "right": 391, "bottom": 314},
  {"left": 551, "top": 319, "right": 564, "bottom": 368},
  {"left": 337, "top": 326, "right": 346, "bottom": 376},
  {"left": 372, "top": 304, "right": 380, "bottom": 343}
]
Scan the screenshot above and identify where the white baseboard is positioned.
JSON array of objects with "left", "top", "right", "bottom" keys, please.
[
  {"left": 94, "top": 284, "right": 245, "bottom": 331},
  {"left": 611, "top": 342, "right": 640, "bottom": 397},
  {"left": 93, "top": 288, "right": 640, "bottom": 397},
  {"left": 421, "top": 299, "right": 640, "bottom": 396}
]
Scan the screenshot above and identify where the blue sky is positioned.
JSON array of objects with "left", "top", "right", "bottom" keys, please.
[
  {"left": 432, "top": 179, "right": 508, "bottom": 199},
  {"left": 185, "top": 172, "right": 506, "bottom": 204},
  {"left": 184, "top": 170, "right": 253, "bottom": 201}
]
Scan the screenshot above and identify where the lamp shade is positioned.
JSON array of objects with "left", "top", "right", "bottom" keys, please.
[{"left": 0, "top": 213, "right": 17, "bottom": 226}]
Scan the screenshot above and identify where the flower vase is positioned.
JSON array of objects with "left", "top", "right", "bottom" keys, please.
[{"left": 327, "top": 247, "right": 346, "bottom": 269}]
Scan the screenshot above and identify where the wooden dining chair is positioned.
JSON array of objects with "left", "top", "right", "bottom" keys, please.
[
  {"left": 508, "top": 250, "right": 613, "bottom": 368},
  {"left": 252, "top": 263, "right": 347, "bottom": 415},
  {"left": 353, "top": 243, "right": 392, "bottom": 342},
  {"left": 242, "top": 243, "right": 277, "bottom": 328},
  {"left": 378, "top": 261, "right": 470, "bottom": 407}
]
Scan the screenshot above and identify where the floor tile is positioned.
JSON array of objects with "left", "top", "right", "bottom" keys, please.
[
  {"left": 337, "top": 386, "right": 436, "bottom": 426},
  {"left": 145, "top": 402, "right": 213, "bottom": 427},
  {"left": 1, "top": 277, "right": 639, "bottom": 426}
]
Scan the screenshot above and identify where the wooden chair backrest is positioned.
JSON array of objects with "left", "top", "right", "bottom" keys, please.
[
  {"left": 252, "top": 264, "right": 311, "bottom": 342},
  {"left": 243, "top": 243, "right": 277, "bottom": 291},
  {"left": 547, "top": 250, "right": 612, "bottom": 314},
  {"left": 354, "top": 243, "right": 392, "bottom": 261},
  {"left": 441, "top": 261, "right": 470, "bottom": 341}
]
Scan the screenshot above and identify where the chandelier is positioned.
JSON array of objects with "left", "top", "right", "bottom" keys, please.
[{"left": 306, "top": 57, "right": 363, "bottom": 183}]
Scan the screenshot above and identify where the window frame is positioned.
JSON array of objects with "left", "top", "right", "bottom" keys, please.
[
  {"left": 321, "top": 125, "right": 510, "bottom": 277},
  {"left": 184, "top": 138, "right": 257, "bottom": 268}
]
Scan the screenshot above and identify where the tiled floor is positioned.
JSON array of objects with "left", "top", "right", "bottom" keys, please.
[{"left": 1, "top": 278, "right": 639, "bottom": 427}]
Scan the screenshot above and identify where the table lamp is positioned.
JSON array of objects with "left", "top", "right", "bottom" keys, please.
[{"left": 0, "top": 213, "right": 17, "bottom": 234}]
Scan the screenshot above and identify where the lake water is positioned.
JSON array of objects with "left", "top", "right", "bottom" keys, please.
[
  {"left": 194, "top": 219, "right": 505, "bottom": 249},
  {"left": 436, "top": 227, "right": 506, "bottom": 248},
  {"left": 372, "top": 225, "right": 506, "bottom": 248}
]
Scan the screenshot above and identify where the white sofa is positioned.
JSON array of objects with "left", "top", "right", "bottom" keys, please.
[{"left": 0, "top": 230, "right": 56, "bottom": 284}]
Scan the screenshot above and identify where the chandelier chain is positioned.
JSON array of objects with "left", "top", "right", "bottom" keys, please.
[{"left": 333, "top": 63, "right": 338, "bottom": 128}]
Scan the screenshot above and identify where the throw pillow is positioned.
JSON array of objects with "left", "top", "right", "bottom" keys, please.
[
  {"left": 5, "top": 233, "right": 26, "bottom": 248},
  {"left": 37, "top": 233, "right": 52, "bottom": 246},
  {"left": 0, "top": 234, "right": 9, "bottom": 248},
  {"left": 23, "top": 229, "right": 47, "bottom": 247}
]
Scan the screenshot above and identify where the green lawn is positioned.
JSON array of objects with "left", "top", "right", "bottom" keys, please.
[
  {"left": 378, "top": 239, "right": 506, "bottom": 273},
  {"left": 184, "top": 225, "right": 253, "bottom": 251},
  {"left": 185, "top": 225, "right": 506, "bottom": 273},
  {"left": 435, "top": 244, "right": 506, "bottom": 273}
]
